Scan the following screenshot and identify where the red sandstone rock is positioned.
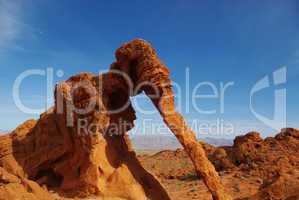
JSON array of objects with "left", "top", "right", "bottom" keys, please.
[
  {"left": 0, "top": 40, "right": 175, "bottom": 200},
  {"left": 112, "top": 39, "right": 232, "bottom": 200},
  {"left": 0, "top": 39, "right": 233, "bottom": 200}
]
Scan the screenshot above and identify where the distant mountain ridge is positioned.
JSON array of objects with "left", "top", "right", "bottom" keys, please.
[
  {"left": 130, "top": 134, "right": 233, "bottom": 150},
  {"left": 203, "top": 137, "right": 233, "bottom": 146},
  {"left": 0, "top": 130, "right": 8, "bottom": 135}
]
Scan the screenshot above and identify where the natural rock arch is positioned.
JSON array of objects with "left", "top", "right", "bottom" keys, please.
[
  {"left": 0, "top": 39, "right": 232, "bottom": 200},
  {"left": 111, "top": 39, "right": 232, "bottom": 200}
]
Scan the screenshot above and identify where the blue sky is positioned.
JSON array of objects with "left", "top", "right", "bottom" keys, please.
[{"left": 0, "top": 0, "right": 298, "bottom": 137}]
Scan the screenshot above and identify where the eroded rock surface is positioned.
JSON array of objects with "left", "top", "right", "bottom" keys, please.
[
  {"left": 0, "top": 40, "right": 174, "bottom": 200},
  {"left": 0, "top": 39, "right": 232, "bottom": 200},
  {"left": 112, "top": 39, "right": 232, "bottom": 200},
  {"left": 7, "top": 39, "right": 299, "bottom": 200},
  {"left": 4, "top": 38, "right": 299, "bottom": 200}
]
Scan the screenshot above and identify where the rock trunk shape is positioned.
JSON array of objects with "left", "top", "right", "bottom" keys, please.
[{"left": 111, "top": 39, "right": 232, "bottom": 200}]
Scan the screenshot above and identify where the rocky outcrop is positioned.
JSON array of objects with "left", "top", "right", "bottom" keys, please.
[
  {"left": 247, "top": 171, "right": 299, "bottom": 200},
  {"left": 230, "top": 129, "right": 299, "bottom": 178},
  {"left": 0, "top": 40, "right": 173, "bottom": 200},
  {"left": 0, "top": 39, "right": 232, "bottom": 200},
  {"left": 0, "top": 109, "right": 170, "bottom": 199},
  {"left": 0, "top": 70, "right": 172, "bottom": 199},
  {"left": 139, "top": 128, "right": 299, "bottom": 200},
  {"left": 218, "top": 128, "right": 299, "bottom": 200},
  {"left": 0, "top": 121, "right": 53, "bottom": 200},
  {"left": 0, "top": 165, "right": 53, "bottom": 200}
]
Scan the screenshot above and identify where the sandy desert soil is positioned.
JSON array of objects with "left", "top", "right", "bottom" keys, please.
[{"left": 138, "top": 151, "right": 261, "bottom": 200}]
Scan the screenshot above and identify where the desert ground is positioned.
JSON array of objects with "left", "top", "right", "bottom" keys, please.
[{"left": 1, "top": 128, "right": 299, "bottom": 200}]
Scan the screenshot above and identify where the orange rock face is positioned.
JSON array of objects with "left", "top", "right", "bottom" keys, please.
[
  {"left": 0, "top": 71, "right": 171, "bottom": 199},
  {"left": 0, "top": 39, "right": 232, "bottom": 200},
  {"left": 0, "top": 40, "right": 173, "bottom": 200},
  {"left": 2, "top": 39, "right": 299, "bottom": 200}
]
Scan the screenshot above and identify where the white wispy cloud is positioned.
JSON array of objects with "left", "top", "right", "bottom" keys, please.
[
  {"left": 0, "top": 0, "right": 40, "bottom": 53},
  {"left": 0, "top": 1, "right": 21, "bottom": 49}
]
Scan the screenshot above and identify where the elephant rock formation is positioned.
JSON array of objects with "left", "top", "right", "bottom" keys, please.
[{"left": 0, "top": 39, "right": 231, "bottom": 200}]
